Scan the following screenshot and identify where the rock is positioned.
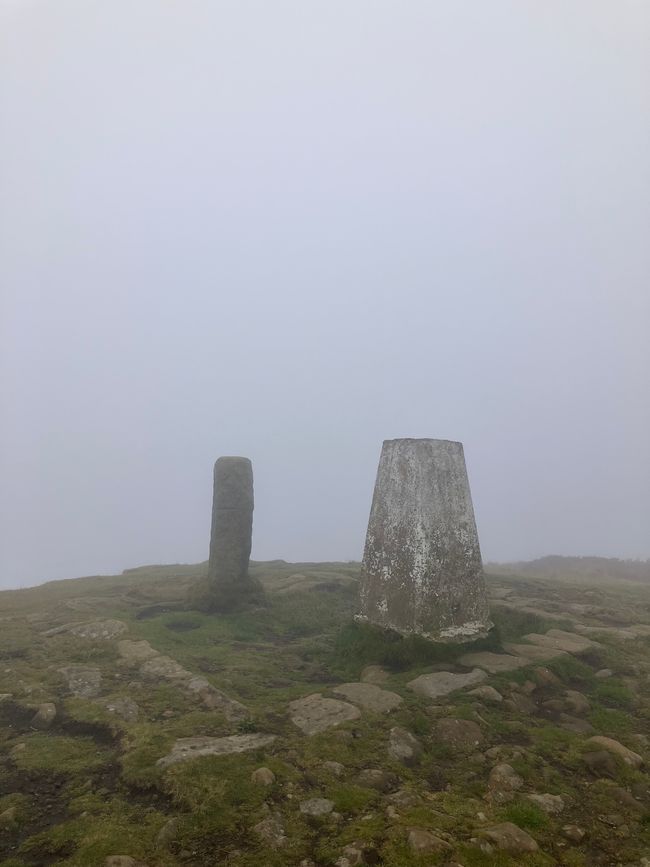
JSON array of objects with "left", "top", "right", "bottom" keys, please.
[
  {"left": 322, "top": 760, "right": 345, "bottom": 776},
  {"left": 289, "top": 694, "right": 361, "bottom": 735},
  {"left": 155, "top": 817, "right": 179, "bottom": 847},
  {"left": 185, "top": 677, "right": 249, "bottom": 720},
  {"left": 482, "top": 822, "right": 538, "bottom": 854},
  {"left": 102, "top": 697, "right": 139, "bottom": 722},
  {"left": 332, "top": 682, "right": 402, "bottom": 713},
  {"left": 531, "top": 666, "right": 562, "bottom": 687},
  {"left": 253, "top": 813, "right": 287, "bottom": 846},
  {"left": 0, "top": 693, "right": 12, "bottom": 702},
  {"left": 156, "top": 733, "right": 276, "bottom": 768},
  {"left": 387, "top": 788, "right": 421, "bottom": 808},
  {"left": 459, "top": 652, "right": 527, "bottom": 673},
  {"left": 0, "top": 807, "right": 17, "bottom": 828},
  {"left": 434, "top": 718, "right": 483, "bottom": 752},
  {"left": 117, "top": 640, "right": 160, "bottom": 664},
  {"left": 606, "top": 786, "right": 644, "bottom": 811},
  {"left": 70, "top": 620, "right": 127, "bottom": 640},
  {"left": 468, "top": 685, "right": 503, "bottom": 703},
  {"left": 58, "top": 665, "right": 102, "bottom": 698},
  {"left": 358, "top": 438, "right": 490, "bottom": 641},
  {"left": 564, "top": 690, "right": 590, "bottom": 715},
  {"left": 562, "top": 824, "right": 586, "bottom": 842},
  {"left": 559, "top": 714, "right": 595, "bottom": 735},
  {"left": 251, "top": 767, "right": 275, "bottom": 786},
  {"left": 407, "top": 668, "right": 486, "bottom": 699},
  {"left": 503, "top": 692, "right": 536, "bottom": 714},
  {"left": 299, "top": 798, "right": 334, "bottom": 816},
  {"left": 406, "top": 827, "right": 451, "bottom": 853},
  {"left": 527, "top": 793, "right": 565, "bottom": 814},
  {"left": 358, "top": 768, "right": 398, "bottom": 792},
  {"left": 596, "top": 668, "right": 613, "bottom": 679},
  {"left": 104, "top": 858, "right": 148, "bottom": 867},
  {"left": 586, "top": 736, "right": 644, "bottom": 769},
  {"left": 523, "top": 629, "right": 600, "bottom": 655},
  {"left": 388, "top": 727, "right": 422, "bottom": 766},
  {"left": 140, "top": 656, "right": 190, "bottom": 681},
  {"left": 31, "top": 702, "right": 56, "bottom": 730},
  {"left": 503, "top": 642, "right": 568, "bottom": 663},
  {"left": 360, "top": 665, "right": 389, "bottom": 684},
  {"left": 583, "top": 751, "right": 619, "bottom": 779},
  {"left": 487, "top": 763, "right": 524, "bottom": 804},
  {"left": 336, "top": 843, "right": 367, "bottom": 866},
  {"left": 207, "top": 456, "right": 263, "bottom": 610}
]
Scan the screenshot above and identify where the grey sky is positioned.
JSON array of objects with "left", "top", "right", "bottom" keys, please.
[{"left": 1, "top": 1, "right": 649, "bottom": 589}]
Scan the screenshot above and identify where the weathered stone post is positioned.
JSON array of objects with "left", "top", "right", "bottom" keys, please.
[
  {"left": 206, "top": 456, "right": 263, "bottom": 611},
  {"left": 359, "top": 438, "right": 491, "bottom": 641}
]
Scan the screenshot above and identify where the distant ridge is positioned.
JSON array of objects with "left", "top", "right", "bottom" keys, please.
[{"left": 486, "top": 555, "right": 650, "bottom": 584}]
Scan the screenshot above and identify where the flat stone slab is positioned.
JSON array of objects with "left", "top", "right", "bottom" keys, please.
[
  {"left": 157, "top": 734, "right": 276, "bottom": 768},
  {"left": 458, "top": 652, "right": 528, "bottom": 674},
  {"left": 140, "top": 655, "right": 194, "bottom": 681},
  {"left": 575, "top": 624, "right": 648, "bottom": 641},
  {"left": 69, "top": 620, "right": 128, "bottom": 640},
  {"left": 58, "top": 665, "right": 102, "bottom": 698},
  {"left": 289, "top": 693, "right": 361, "bottom": 735},
  {"left": 503, "top": 642, "right": 568, "bottom": 662},
  {"left": 523, "top": 629, "right": 600, "bottom": 655},
  {"left": 332, "top": 682, "right": 403, "bottom": 713},
  {"left": 118, "top": 640, "right": 160, "bottom": 663},
  {"left": 407, "top": 668, "right": 486, "bottom": 699}
]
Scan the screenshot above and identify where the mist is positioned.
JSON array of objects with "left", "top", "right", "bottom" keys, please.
[{"left": 1, "top": 1, "right": 649, "bottom": 589}]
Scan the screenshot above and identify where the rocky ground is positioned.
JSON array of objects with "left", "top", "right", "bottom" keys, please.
[{"left": 1, "top": 560, "right": 650, "bottom": 866}]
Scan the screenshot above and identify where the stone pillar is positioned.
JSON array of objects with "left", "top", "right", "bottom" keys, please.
[
  {"left": 359, "top": 438, "right": 490, "bottom": 641},
  {"left": 208, "top": 456, "right": 262, "bottom": 610}
]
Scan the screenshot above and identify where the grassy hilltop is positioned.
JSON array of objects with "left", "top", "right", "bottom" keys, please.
[{"left": 1, "top": 559, "right": 650, "bottom": 866}]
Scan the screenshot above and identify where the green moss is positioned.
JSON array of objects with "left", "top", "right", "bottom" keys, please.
[
  {"left": 328, "top": 783, "right": 378, "bottom": 814},
  {"left": 12, "top": 734, "right": 112, "bottom": 774},
  {"left": 591, "top": 680, "right": 635, "bottom": 709},
  {"left": 499, "top": 799, "right": 549, "bottom": 831}
]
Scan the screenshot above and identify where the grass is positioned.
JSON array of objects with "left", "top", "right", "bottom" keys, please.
[{"left": 12, "top": 734, "right": 113, "bottom": 774}]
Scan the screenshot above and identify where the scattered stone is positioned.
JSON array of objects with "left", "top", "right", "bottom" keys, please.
[
  {"left": 251, "top": 767, "right": 275, "bottom": 786},
  {"left": 527, "top": 793, "right": 565, "bottom": 814},
  {"left": 289, "top": 694, "right": 361, "bottom": 735},
  {"left": 156, "top": 733, "right": 276, "bottom": 768},
  {"left": 332, "top": 682, "right": 402, "bottom": 713},
  {"left": 562, "top": 824, "right": 586, "bottom": 842},
  {"left": 504, "top": 642, "right": 567, "bottom": 663},
  {"left": 358, "top": 769, "right": 398, "bottom": 792},
  {"left": 586, "top": 736, "right": 644, "bottom": 769},
  {"left": 388, "top": 727, "right": 422, "bottom": 766},
  {"left": 487, "top": 763, "right": 524, "bottom": 804},
  {"left": 299, "top": 798, "right": 334, "bottom": 816},
  {"left": 406, "top": 827, "right": 451, "bottom": 853},
  {"left": 117, "top": 640, "right": 160, "bottom": 664},
  {"left": 564, "top": 689, "right": 590, "bottom": 715},
  {"left": 583, "top": 751, "right": 619, "bottom": 779},
  {"left": 407, "top": 668, "right": 486, "bottom": 699},
  {"left": 468, "top": 685, "right": 503, "bottom": 703},
  {"left": 596, "top": 668, "right": 613, "bottom": 679},
  {"left": 560, "top": 714, "right": 595, "bottom": 735},
  {"left": 104, "top": 858, "right": 148, "bottom": 867},
  {"left": 336, "top": 842, "right": 367, "bottom": 866},
  {"left": 70, "top": 620, "right": 127, "bottom": 640},
  {"left": 31, "top": 702, "right": 56, "bottom": 730},
  {"left": 434, "top": 718, "right": 483, "bottom": 752},
  {"left": 0, "top": 693, "right": 12, "bottom": 702},
  {"left": 503, "top": 692, "right": 536, "bottom": 714},
  {"left": 482, "top": 822, "right": 538, "bottom": 854},
  {"left": 253, "top": 813, "right": 287, "bottom": 847},
  {"left": 322, "top": 761, "right": 345, "bottom": 776},
  {"left": 102, "top": 697, "right": 139, "bottom": 722},
  {"left": 360, "top": 665, "right": 389, "bottom": 684},
  {"left": 58, "top": 665, "right": 102, "bottom": 698},
  {"left": 459, "top": 652, "right": 527, "bottom": 673},
  {"left": 140, "top": 656, "right": 190, "bottom": 681},
  {"left": 606, "top": 786, "right": 644, "bottom": 811},
  {"left": 358, "top": 438, "right": 490, "bottom": 640},
  {"left": 531, "top": 666, "right": 562, "bottom": 687},
  {"left": 387, "top": 788, "right": 421, "bottom": 809}
]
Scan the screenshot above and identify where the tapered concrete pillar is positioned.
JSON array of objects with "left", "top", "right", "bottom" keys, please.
[
  {"left": 359, "top": 439, "right": 490, "bottom": 641},
  {"left": 208, "top": 457, "right": 262, "bottom": 610}
]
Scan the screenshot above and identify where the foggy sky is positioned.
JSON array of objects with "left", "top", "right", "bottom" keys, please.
[{"left": 1, "top": 1, "right": 649, "bottom": 589}]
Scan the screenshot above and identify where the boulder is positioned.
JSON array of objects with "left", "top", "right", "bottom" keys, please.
[
  {"left": 406, "top": 827, "right": 451, "bottom": 853},
  {"left": 358, "top": 768, "right": 398, "bottom": 792},
  {"left": 583, "top": 750, "right": 619, "bottom": 779},
  {"left": 102, "top": 697, "right": 139, "bottom": 723},
  {"left": 58, "top": 665, "right": 102, "bottom": 698},
  {"left": 253, "top": 813, "right": 287, "bottom": 847},
  {"left": 468, "top": 685, "right": 503, "bottom": 703},
  {"left": 527, "top": 793, "right": 565, "bottom": 814},
  {"left": 586, "top": 736, "right": 644, "bottom": 769},
  {"left": 31, "top": 702, "right": 56, "bottom": 730},
  {"left": 289, "top": 694, "right": 361, "bottom": 735},
  {"left": 459, "top": 652, "right": 527, "bottom": 673},
  {"left": 251, "top": 767, "right": 275, "bottom": 786},
  {"left": 407, "top": 669, "right": 486, "bottom": 699},
  {"left": 482, "top": 822, "right": 538, "bottom": 854},
  {"left": 299, "top": 798, "right": 334, "bottom": 816},
  {"left": 117, "top": 640, "right": 160, "bottom": 664},
  {"left": 388, "top": 727, "right": 422, "bottom": 766},
  {"left": 322, "top": 760, "right": 345, "bottom": 776},
  {"left": 564, "top": 690, "right": 590, "bottom": 715},
  {"left": 156, "top": 733, "right": 276, "bottom": 768},
  {"left": 487, "top": 763, "right": 524, "bottom": 804},
  {"left": 332, "top": 682, "right": 402, "bottom": 713},
  {"left": 434, "top": 718, "right": 483, "bottom": 752},
  {"left": 360, "top": 665, "right": 389, "bottom": 684}
]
